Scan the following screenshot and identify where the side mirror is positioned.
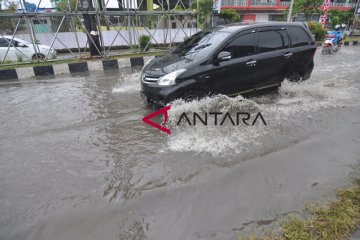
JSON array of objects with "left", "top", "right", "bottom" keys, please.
[
  {"left": 18, "top": 43, "right": 26, "bottom": 47},
  {"left": 217, "top": 51, "right": 231, "bottom": 62}
]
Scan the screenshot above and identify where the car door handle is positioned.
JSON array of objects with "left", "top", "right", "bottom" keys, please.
[
  {"left": 246, "top": 60, "right": 257, "bottom": 66},
  {"left": 283, "top": 53, "right": 292, "bottom": 58}
]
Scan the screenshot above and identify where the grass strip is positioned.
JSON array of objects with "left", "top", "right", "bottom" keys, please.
[{"left": 241, "top": 179, "right": 360, "bottom": 240}]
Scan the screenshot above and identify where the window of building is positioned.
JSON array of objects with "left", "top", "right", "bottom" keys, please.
[
  {"left": 268, "top": 14, "right": 286, "bottom": 21},
  {"left": 33, "top": 19, "right": 48, "bottom": 24}
]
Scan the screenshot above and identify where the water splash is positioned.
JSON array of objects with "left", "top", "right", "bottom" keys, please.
[
  {"left": 166, "top": 95, "right": 266, "bottom": 155},
  {"left": 112, "top": 72, "right": 141, "bottom": 93},
  {"left": 165, "top": 72, "right": 360, "bottom": 156}
]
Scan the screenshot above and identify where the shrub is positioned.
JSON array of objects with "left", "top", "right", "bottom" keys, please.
[
  {"left": 139, "top": 35, "right": 151, "bottom": 52},
  {"left": 0, "top": 60, "right": 12, "bottom": 65},
  {"left": 16, "top": 53, "right": 23, "bottom": 62},
  {"left": 308, "top": 21, "right": 327, "bottom": 41},
  {"left": 219, "top": 9, "right": 240, "bottom": 24},
  {"left": 191, "top": 0, "right": 213, "bottom": 29}
]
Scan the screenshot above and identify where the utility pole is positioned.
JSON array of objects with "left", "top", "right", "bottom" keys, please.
[
  {"left": 79, "top": 0, "right": 101, "bottom": 56},
  {"left": 287, "top": 0, "right": 295, "bottom": 22},
  {"left": 355, "top": 0, "right": 360, "bottom": 16}
]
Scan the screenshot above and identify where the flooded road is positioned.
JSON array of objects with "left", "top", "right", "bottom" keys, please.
[{"left": 1, "top": 46, "right": 360, "bottom": 240}]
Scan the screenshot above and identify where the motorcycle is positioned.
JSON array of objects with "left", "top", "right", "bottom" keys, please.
[
  {"left": 322, "top": 24, "right": 345, "bottom": 54},
  {"left": 321, "top": 32, "right": 343, "bottom": 54}
]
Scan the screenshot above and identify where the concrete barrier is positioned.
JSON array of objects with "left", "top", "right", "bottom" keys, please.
[{"left": 0, "top": 55, "right": 156, "bottom": 81}]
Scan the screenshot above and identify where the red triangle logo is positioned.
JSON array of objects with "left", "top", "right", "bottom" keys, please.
[{"left": 142, "top": 105, "right": 171, "bottom": 134}]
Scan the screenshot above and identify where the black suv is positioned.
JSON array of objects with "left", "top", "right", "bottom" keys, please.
[{"left": 140, "top": 22, "right": 316, "bottom": 106}]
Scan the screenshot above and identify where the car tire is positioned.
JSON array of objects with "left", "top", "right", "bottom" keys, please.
[
  {"left": 285, "top": 72, "right": 303, "bottom": 82},
  {"left": 32, "top": 54, "right": 45, "bottom": 61},
  {"left": 181, "top": 90, "right": 206, "bottom": 102}
]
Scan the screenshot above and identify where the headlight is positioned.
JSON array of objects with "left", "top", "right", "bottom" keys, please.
[{"left": 158, "top": 69, "right": 186, "bottom": 86}]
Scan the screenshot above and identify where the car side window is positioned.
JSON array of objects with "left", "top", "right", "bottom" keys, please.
[
  {"left": 288, "top": 26, "right": 312, "bottom": 47},
  {"left": 0, "top": 38, "right": 8, "bottom": 47},
  {"left": 222, "top": 32, "right": 256, "bottom": 59},
  {"left": 0, "top": 38, "right": 17, "bottom": 47},
  {"left": 258, "top": 30, "right": 289, "bottom": 53}
]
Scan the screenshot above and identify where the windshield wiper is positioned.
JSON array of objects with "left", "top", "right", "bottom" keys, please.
[
  {"left": 194, "top": 43, "right": 211, "bottom": 50},
  {"left": 173, "top": 43, "right": 198, "bottom": 53}
]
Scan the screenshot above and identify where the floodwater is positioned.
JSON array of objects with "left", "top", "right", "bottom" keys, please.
[{"left": 1, "top": 46, "right": 360, "bottom": 240}]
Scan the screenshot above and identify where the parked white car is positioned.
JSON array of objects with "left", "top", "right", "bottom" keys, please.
[{"left": 0, "top": 36, "right": 57, "bottom": 62}]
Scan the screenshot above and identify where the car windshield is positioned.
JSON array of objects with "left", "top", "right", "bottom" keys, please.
[{"left": 172, "top": 30, "right": 231, "bottom": 58}]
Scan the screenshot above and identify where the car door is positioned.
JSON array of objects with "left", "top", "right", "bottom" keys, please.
[
  {"left": 204, "top": 30, "right": 258, "bottom": 95},
  {"left": 286, "top": 26, "right": 315, "bottom": 75},
  {"left": 0, "top": 38, "right": 29, "bottom": 61},
  {"left": 15, "top": 40, "right": 35, "bottom": 61},
  {"left": 254, "top": 27, "right": 291, "bottom": 88}
]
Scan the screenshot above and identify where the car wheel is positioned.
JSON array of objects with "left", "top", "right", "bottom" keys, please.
[
  {"left": 32, "top": 54, "right": 45, "bottom": 61},
  {"left": 285, "top": 72, "right": 303, "bottom": 82},
  {"left": 181, "top": 90, "right": 206, "bottom": 102}
]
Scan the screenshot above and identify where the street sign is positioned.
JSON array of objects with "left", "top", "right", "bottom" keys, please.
[
  {"left": 213, "top": 0, "right": 221, "bottom": 14},
  {"left": 320, "top": 0, "right": 330, "bottom": 27}
]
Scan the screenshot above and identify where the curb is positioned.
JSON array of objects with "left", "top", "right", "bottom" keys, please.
[{"left": 0, "top": 56, "right": 155, "bottom": 81}]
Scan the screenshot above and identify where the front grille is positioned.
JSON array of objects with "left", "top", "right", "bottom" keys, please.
[{"left": 143, "top": 75, "right": 160, "bottom": 84}]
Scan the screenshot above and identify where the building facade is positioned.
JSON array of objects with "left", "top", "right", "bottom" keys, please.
[{"left": 221, "top": 0, "right": 357, "bottom": 22}]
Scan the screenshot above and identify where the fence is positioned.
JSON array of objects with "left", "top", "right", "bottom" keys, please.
[{"left": 0, "top": 0, "right": 199, "bottom": 63}]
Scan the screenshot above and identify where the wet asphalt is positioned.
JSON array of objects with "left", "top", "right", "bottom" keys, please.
[{"left": 0, "top": 46, "right": 360, "bottom": 240}]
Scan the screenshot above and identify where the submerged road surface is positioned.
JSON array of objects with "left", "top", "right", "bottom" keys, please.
[{"left": 1, "top": 47, "right": 360, "bottom": 240}]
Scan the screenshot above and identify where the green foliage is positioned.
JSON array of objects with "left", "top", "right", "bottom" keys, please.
[
  {"left": 281, "top": 219, "right": 314, "bottom": 240},
  {"left": 219, "top": 9, "right": 240, "bottom": 24},
  {"left": 191, "top": 0, "right": 213, "bottom": 29},
  {"left": 51, "top": 0, "right": 83, "bottom": 32},
  {"left": 0, "top": 60, "right": 12, "bottom": 64},
  {"left": 139, "top": 35, "right": 151, "bottom": 52},
  {"left": 240, "top": 179, "right": 360, "bottom": 240},
  {"left": 292, "top": 0, "right": 323, "bottom": 21},
  {"left": 308, "top": 21, "right": 327, "bottom": 41},
  {"left": 172, "top": 5, "right": 187, "bottom": 24},
  {"left": 16, "top": 53, "right": 23, "bottom": 63},
  {"left": 52, "top": 0, "right": 77, "bottom": 11},
  {"left": 0, "top": 0, "right": 19, "bottom": 33},
  {"left": 328, "top": 9, "right": 354, "bottom": 27},
  {"left": 331, "top": 16, "right": 340, "bottom": 26},
  {"left": 174, "top": 5, "right": 185, "bottom": 11}
]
